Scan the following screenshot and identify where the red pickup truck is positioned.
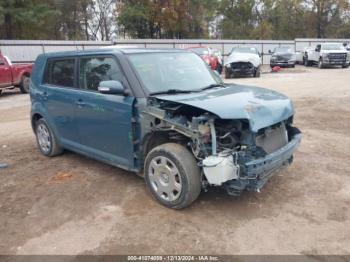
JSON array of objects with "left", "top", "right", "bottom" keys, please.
[{"left": 0, "top": 53, "right": 33, "bottom": 95}]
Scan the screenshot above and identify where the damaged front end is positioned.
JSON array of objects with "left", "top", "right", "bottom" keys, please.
[{"left": 141, "top": 96, "right": 301, "bottom": 196}]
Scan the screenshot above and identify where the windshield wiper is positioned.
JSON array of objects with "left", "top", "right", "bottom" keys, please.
[
  {"left": 149, "top": 89, "right": 199, "bottom": 96},
  {"left": 201, "top": 83, "right": 226, "bottom": 91}
]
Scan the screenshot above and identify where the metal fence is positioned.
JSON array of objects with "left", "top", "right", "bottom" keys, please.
[{"left": 1, "top": 38, "right": 349, "bottom": 65}]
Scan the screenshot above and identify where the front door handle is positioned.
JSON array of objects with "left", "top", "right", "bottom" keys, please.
[
  {"left": 75, "top": 99, "right": 86, "bottom": 107},
  {"left": 41, "top": 91, "right": 48, "bottom": 101}
]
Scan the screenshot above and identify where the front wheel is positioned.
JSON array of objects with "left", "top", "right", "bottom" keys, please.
[
  {"left": 19, "top": 76, "right": 30, "bottom": 94},
  {"left": 224, "top": 68, "right": 231, "bottom": 79},
  {"left": 144, "top": 143, "right": 201, "bottom": 209},
  {"left": 35, "top": 118, "right": 63, "bottom": 157},
  {"left": 318, "top": 58, "right": 324, "bottom": 69},
  {"left": 254, "top": 66, "right": 261, "bottom": 77}
]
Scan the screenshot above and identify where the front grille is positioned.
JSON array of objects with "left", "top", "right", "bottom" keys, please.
[
  {"left": 256, "top": 124, "right": 288, "bottom": 154},
  {"left": 277, "top": 55, "right": 291, "bottom": 61},
  {"left": 329, "top": 53, "right": 346, "bottom": 59},
  {"left": 230, "top": 62, "right": 253, "bottom": 69}
]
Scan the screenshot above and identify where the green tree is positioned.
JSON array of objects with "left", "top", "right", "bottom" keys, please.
[
  {"left": 0, "top": 0, "right": 60, "bottom": 39},
  {"left": 218, "top": 0, "right": 256, "bottom": 39}
]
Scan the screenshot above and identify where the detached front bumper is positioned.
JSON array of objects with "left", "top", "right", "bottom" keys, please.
[
  {"left": 270, "top": 60, "right": 296, "bottom": 67},
  {"left": 226, "top": 62, "right": 255, "bottom": 76},
  {"left": 224, "top": 132, "right": 302, "bottom": 195}
]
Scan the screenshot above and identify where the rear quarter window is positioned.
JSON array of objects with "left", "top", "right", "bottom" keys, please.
[{"left": 43, "top": 58, "right": 75, "bottom": 88}]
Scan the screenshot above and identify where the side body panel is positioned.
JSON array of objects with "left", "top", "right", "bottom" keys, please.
[
  {"left": 10, "top": 63, "right": 33, "bottom": 85},
  {"left": 73, "top": 89, "right": 135, "bottom": 170},
  {"left": 0, "top": 55, "right": 12, "bottom": 87},
  {"left": 31, "top": 52, "right": 138, "bottom": 172}
]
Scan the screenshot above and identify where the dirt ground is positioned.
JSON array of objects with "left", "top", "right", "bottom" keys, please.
[{"left": 0, "top": 65, "right": 349, "bottom": 255}]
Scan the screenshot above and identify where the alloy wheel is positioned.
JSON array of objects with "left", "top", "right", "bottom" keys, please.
[{"left": 37, "top": 123, "right": 51, "bottom": 153}]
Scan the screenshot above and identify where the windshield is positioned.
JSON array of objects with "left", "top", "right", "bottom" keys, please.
[
  {"left": 274, "top": 47, "right": 292, "bottom": 53},
  {"left": 231, "top": 47, "right": 257, "bottom": 54},
  {"left": 188, "top": 47, "right": 209, "bottom": 55},
  {"left": 128, "top": 52, "right": 221, "bottom": 94},
  {"left": 322, "top": 43, "right": 345, "bottom": 50}
]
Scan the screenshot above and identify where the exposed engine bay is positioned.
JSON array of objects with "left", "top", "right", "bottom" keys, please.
[{"left": 140, "top": 97, "right": 301, "bottom": 195}]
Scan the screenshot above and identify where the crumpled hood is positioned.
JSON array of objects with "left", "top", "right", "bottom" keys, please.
[
  {"left": 225, "top": 53, "right": 261, "bottom": 67},
  {"left": 154, "top": 85, "right": 294, "bottom": 132}
]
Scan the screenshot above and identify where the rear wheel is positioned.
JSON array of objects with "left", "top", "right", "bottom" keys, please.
[
  {"left": 216, "top": 64, "right": 223, "bottom": 74},
  {"left": 35, "top": 118, "right": 63, "bottom": 157},
  {"left": 144, "top": 143, "right": 201, "bottom": 209},
  {"left": 19, "top": 76, "right": 30, "bottom": 94},
  {"left": 304, "top": 55, "right": 310, "bottom": 66}
]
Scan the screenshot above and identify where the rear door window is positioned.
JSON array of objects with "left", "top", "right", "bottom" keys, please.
[
  {"left": 79, "top": 56, "right": 123, "bottom": 91},
  {"left": 44, "top": 59, "right": 75, "bottom": 88}
]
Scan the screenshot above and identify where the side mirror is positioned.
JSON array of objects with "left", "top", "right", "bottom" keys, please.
[
  {"left": 98, "top": 80, "right": 127, "bottom": 95},
  {"left": 268, "top": 50, "right": 272, "bottom": 54}
]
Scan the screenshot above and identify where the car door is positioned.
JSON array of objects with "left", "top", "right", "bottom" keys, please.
[
  {"left": 41, "top": 58, "right": 80, "bottom": 146},
  {"left": 75, "top": 55, "right": 135, "bottom": 169},
  {"left": 0, "top": 56, "right": 12, "bottom": 87}
]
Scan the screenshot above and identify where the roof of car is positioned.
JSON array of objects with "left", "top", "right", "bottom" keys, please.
[
  {"left": 186, "top": 46, "right": 209, "bottom": 49},
  {"left": 42, "top": 47, "right": 190, "bottom": 58}
]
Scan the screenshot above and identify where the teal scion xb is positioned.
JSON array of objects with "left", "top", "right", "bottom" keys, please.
[{"left": 30, "top": 47, "right": 302, "bottom": 209}]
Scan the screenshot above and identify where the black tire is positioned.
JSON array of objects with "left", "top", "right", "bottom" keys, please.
[
  {"left": 318, "top": 58, "right": 324, "bottom": 69},
  {"left": 216, "top": 64, "right": 223, "bottom": 74},
  {"left": 342, "top": 64, "right": 349, "bottom": 68},
  {"left": 35, "top": 118, "right": 63, "bottom": 157},
  {"left": 0, "top": 89, "right": 2, "bottom": 96},
  {"left": 19, "top": 75, "right": 30, "bottom": 94},
  {"left": 224, "top": 68, "right": 231, "bottom": 79},
  {"left": 304, "top": 56, "right": 310, "bottom": 67},
  {"left": 254, "top": 66, "right": 261, "bottom": 77},
  {"left": 144, "top": 143, "right": 201, "bottom": 209}
]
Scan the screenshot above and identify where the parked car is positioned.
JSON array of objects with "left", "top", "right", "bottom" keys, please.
[
  {"left": 186, "top": 46, "right": 222, "bottom": 73},
  {"left": 269, "top": 46, "right": 296, "bottom": 68},
  {"left": 212, "top": 48, "right": 223, "bottom": 74},
  {"left": 0, "top": 52, "right": 33, "bottom": 95},
  {"left": 224, "top": 47, "right": 262, "bottom": 78},
  {"left": 30, "top": 48, "right": 302, "bottom": 209},
  {"left": 304, "top": 43, "right": 349, "bottom": 68}
]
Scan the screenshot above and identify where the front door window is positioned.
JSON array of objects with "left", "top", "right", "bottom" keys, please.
[{"left": 79, "top": 57, "right": 123, "bottom": 91}]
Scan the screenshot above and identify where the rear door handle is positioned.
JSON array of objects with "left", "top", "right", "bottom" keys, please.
[{"left": 75, "top": 99, "right": 86, "bottom": 107}]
